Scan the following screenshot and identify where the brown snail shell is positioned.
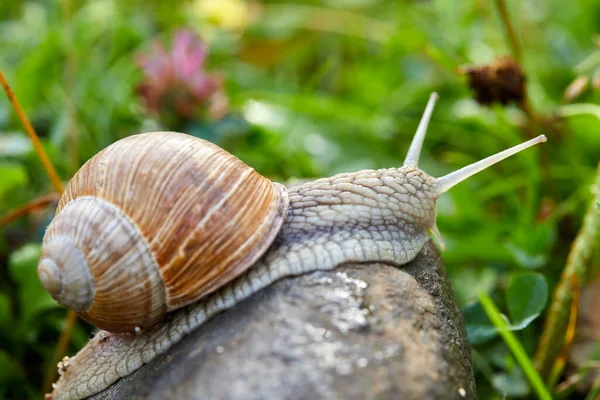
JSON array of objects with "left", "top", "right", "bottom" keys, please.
[{"left": 37, "top": 132, "right": 289, "bottom": 333}]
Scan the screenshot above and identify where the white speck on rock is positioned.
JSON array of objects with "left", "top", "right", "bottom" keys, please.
[
  {"left": 314, "top": 271, "right": 371, "bottom": 333},
  {"left": 304, "top": 324, "right": 329, "bottom": 342}
]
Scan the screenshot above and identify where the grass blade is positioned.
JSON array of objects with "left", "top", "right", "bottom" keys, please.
[
  {"left": 479, "top": 292, "right": 553, "bottom": 400},
  {"left": 547, "top": 273, "right": 580, "bottom": 388},
  {"left": 535, "top": 163, "right": 600, "bottom": 379}
]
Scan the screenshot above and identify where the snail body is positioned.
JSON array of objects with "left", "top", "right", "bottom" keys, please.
[{"left": 44, "top": 94, "right": 547, "bottom": 399}]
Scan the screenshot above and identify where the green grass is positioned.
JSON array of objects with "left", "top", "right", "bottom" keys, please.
[
  {"left": 1, "top": 0, "right": 599, "bottom": 398},
  {"left": 479, "top": 292, "right": 552, "bottom": 400}
]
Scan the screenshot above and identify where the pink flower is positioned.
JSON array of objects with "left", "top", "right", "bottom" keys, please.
[{"left": 137, "top": 30, "right": 228, "bottom": 121}]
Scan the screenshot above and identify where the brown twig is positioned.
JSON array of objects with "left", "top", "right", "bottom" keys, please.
[
  {"left": 491, "top": 0, "right": 558, "bottom": 195},
  {"left": 493, "top": 0, "right": 539, "bottom": 127},
  {"left": 547, "top": 273, "right": 580, "bottom": 388},
  {"left": 0, "top": 193, "right": 60, "bottom": 226},
  {"left": 555, "top": 361, "right": 600, "bottom": 395},
  {"left": 42, "top": 310, "right": 78, "bottom": 394},
  {"left": 62, "top": 0, "right": 79, "bottom": 175},
  {"left": 0, "top": 69, "right": 64, "bottom": 194},
  {"left": 495, "top": 0, "right": 523, "bottom": 64},
  {"left": 39, "top": 4, "right": 82, "bottom": 391},
  {"left": 0, "top": 67, "right": 78, "bottom": 396}
]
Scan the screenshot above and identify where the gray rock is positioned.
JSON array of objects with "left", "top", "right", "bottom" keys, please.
[{"left": 90, "top": 240, "right": 475, "bottom": 400}]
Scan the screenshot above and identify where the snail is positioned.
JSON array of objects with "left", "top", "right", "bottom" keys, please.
[
  {"left": 42, "top": 93, "right": 547, "bottom": 399},
  {"left": 38, "top": 130, "right": 289, "bottom": 333}
]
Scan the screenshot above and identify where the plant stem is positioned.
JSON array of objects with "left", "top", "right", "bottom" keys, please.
[
  {"left": 585, "top": 374, "right": 600, "bottom": 400},
  {"left": 492, "top": 0, "right": 557, "bottom": 195},
  {"left": 62, "top": 0, "right": 79, "bottom": 175},
  {"left": 0, "top": 67, "right": 78, "bottom": 397},
  {"left": 479, "top": 293, "right": 553, "bottom": 400},
  {"left": 558, "top": 103, "right": 600, "bottom": 121},
  {"left": 0, "top": 193, "right": 60, "bottom": 226},
  {"left": 0, "top": 69, "right": 64, "bottom": 194},
  {"left": 495, "top": 0, "right": 522, "bottom": 64},
  {"left": 547, "top": 273, "right": 580, "bottom": 388},
  {"left": 42, "top": 310, "right": 78, "bottom": 395},
  {"left": 535, "top": 163, "right": 600, "bottom": 379},
  {"left": 555, "top": 361, "right": 600, "bottom": 396}
]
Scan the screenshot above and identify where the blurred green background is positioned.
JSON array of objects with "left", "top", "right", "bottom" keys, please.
[{"left": 1, "top": 0, "right": 599, "bottom": 399}]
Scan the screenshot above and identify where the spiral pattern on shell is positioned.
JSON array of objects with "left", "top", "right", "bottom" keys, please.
[{"left": 38, "top": 132, "right": 289, "bottom": 333}]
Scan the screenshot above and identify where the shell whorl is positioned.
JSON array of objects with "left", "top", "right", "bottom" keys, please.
[
  {"left": 40, "top": 196, "right": 166, "bottom": 331},
  {"left": 39, "top": 132, "right": 289, "bottom": 333},
  {"left": 38, "top": 236, "right": 94, "bottom": 313}
]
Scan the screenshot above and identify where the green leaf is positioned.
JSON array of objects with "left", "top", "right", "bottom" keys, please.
[
  {"left": 0, "top": 349, "right": 37, "bottom": 399},
  {"left": 505, "top": 223, "right": 556, "bottom": 269},
  {"left": 8, "top": 243, "right": 60, "bottom": 322},
  {"left": 0, "top": 350, "right": 27, "bottom": 385},
  {"left": 506, "top": 314, "right": 540, "bottom": 331},
  {"left": 463, "top": 302, "right": 497, "bottom": 344},
  {"left": 505, "top": 242, "right": 547, "bottom": 270},
  {"left": 8, "top": 243, "right": 42, "bottom": 285},
  {"left": 451, "top": 266, "right": 498, "bottom": 305},
  {"left": 0, "top": 162, "right": 28, "bottom": 197},
  {"left": 492, "top": 370, "right": 530, "bottom": 397},
  {"left": 506, "top": 272, "right": 548, "bottom": 329},
  {"left": 479, "top": 293, "right": 552, "bottom": 400},
  {"left": 0, "top": 293, "right": 12, "bottom": 330}
]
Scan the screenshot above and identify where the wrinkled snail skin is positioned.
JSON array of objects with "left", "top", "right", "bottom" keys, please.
[{"left": 46, "top": 93, "right": 547, "bottom": 399}]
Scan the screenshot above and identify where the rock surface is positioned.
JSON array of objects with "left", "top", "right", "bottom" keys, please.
[{"left": 90, "top": 240, "right": 475, "bottom": 400}]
